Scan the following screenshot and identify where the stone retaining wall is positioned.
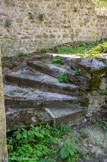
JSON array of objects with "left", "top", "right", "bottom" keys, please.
[{"left": 0, "top": 0, "right": 107, "bottom": 56}]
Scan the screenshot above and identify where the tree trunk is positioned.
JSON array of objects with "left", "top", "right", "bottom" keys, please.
[{"left": 0, "top": 49, "right": 8, "bottom": 162}]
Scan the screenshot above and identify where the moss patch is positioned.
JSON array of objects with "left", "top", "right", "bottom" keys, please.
[{"left": 89, "top": 68, "right": 107, "bottom": 91}]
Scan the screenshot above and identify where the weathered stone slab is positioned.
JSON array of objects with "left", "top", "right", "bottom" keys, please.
[
  {"left": 64, "top": 57, "right": 107, "bottom": 91},
  {"left": 45, "top": 107, "right": 86, "bottom": 125},
  {"left": 4, "top": 84, "right": 82, "bottom": 109},
  {"left": 28, "top": 60, "right": 89, "bottom": 89},
  {"left": 6, "top": 106, "right": 86, "bottom": 132},
  {"left": 64, "top": 57, "right": 107, "bottom": 74},
  {"left": 28, "top": 60, "right": 67, "bottom": 78},
  {"left": 6, "top": 108, "right": 52, "bottom": 132},
  {"left": 6, "top": 68, "right": 83, "bottom": 96}
]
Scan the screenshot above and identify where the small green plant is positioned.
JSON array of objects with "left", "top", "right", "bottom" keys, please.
[
  {"left": 17, "top": 51, "right": 26, "bottom": 56},
  {"left": 73, "top": 133, "right": 82, "bottom": 142},
  {"left": 11, "top": 57, "right": 16, "bottom": 61},
  {"left": 51, "top": 56, "right": 63, "bottom": 65},
  {"left": 100, "top": 118, "right": 107, "bottom": 137},
  {"left": 60, "top": 141, "right": 82, "bottom": 162},
  {"left": 57, "top": 72, "right": 69, "bottom": 83},
  {"left": 99, "top": 89, "right": 107, "bottom": 95},
  {"left": 40, "top": 48, "right": 50, "bottom": 53},
  {"left": 2, "top": 60, "right": 9, "bottom": 65},
  {"left": 37, "top": 14, "right": 44, "bottom": 21},
  {"left": 4, "top": 21, "right": 12, "bottom": 27},
  {"left": 74, "top": 69, "right": 84, "bottom": 76},
  {"left": 76, "top": 122, "right": 81, "bottom": 129},
  {"left": 91, "top": 119, "right": 97, "bottom": 124},
  {"left": 80, "top": 129, "right": 90, "bottom": 138}
]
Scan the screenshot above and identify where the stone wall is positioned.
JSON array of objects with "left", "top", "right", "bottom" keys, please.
[{"left": 0, "top": 0, "right": 107, "bottom": 56}]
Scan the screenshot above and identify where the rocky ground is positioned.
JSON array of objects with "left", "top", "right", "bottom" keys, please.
[{"left": 57, "top": 117, "right": 107, "bottom": 162}]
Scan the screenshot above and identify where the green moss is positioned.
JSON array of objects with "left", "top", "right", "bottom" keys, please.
[
  {"left": 89, "top": 68, "right": 107, "bottom": 91},
  {"left": 89, "top": 77, "right": 101, "bottom": 91},
  {"left": 79, "top": 98, "right": 89, "bottom": 107}
]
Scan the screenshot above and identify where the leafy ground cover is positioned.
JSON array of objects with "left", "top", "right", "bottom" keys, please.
[
  {"left": 56, "top": 40, "right": 107, "bottom": 58},
  {"left": 8, "top": 124, "right": 71, "bottom": 162},
  {"left": 81, "top": 41, "right": 107, "bottom": 58},
  {"left": 40, "top": 40, "right": 106, "bottom": 55},
  {"left": 2, "top": 40, "right": 107, "bottom": 65},
  {"left": 7, "top": 117, "right": 107, "bottom": 162}
]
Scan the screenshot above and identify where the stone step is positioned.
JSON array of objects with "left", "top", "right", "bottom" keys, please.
[
  {"left": 28, "top": 60, "right": 67, "bottom": 78},
  {"left": 6, "top": 107, "right": 86, "bottom": 132},
  {"left": 64, "top": 57, "right": 107, "bottom": 74},
  {"left": 6, "top": 108, "right": 52, "bottom": 132},
  {"left": 44, "top": 107, "right": 86, "bottom": 125},
  {"left": 28, "top": 60, "right": 89, "bottom": 88},
  {"left": 4, "top": 84, "right": 87, "bottom": 109},
  {"left": 5, "top": 68, "right": 83, "bottom": 96}
]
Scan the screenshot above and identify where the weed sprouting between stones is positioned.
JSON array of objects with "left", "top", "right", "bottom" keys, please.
[
  {"left": 50, "top": 56, "right": 64, "bottom": 65},
  {"left": 57, "top": 72, "right": 69, "bottom": 83}
]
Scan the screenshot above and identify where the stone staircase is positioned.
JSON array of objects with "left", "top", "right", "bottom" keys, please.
[{"left": 3, "top": 54, "right": 107, "bottom": 132}]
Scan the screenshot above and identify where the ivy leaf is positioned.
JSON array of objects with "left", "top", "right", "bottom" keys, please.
[
  {"left": 60, "top": 147, "right": 69, "bottom": 159},
  {"left": 35, "top": 132, "right": 44, "bottom": 138},
  {"left": 16, "top": 133, "right": 22, "bottom": 140},
  {"left": 23, "top": 133, "right": 27, "bottom": 139}
]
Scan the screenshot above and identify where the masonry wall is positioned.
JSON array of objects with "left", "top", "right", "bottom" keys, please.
[{"left": 0, "top": 0, "right": 107, "bottom": 56}]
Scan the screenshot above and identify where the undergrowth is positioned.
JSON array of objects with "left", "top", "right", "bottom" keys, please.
[
  {"left": 57, "top": 45, "right": 87, "bottom": 54},
  {"left": 56, "top": 41, "right": 104, "bottom": 54},
  {"left": 81, "top": 41, "right": 107, "bottom": 58},
  {"left": 7, "top": 124, "right": 71, "bottom": 162},
  {"left": 50, "top": 40, "right": 107, "bottom": 58}
]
